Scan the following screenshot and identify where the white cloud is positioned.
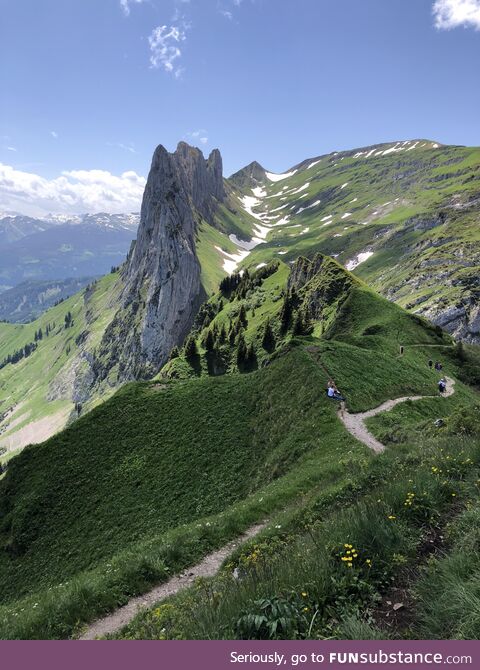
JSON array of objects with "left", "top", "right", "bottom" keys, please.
[
  {"left": 433, "top": 0, "right": 480, "bottom": 29},
  {"left": 187, "top": 129, "right": 209, "bottom": 145},
  {"left": 0, "top": 163, "right": 146, "bottom": 217},
  {"left": 50, "top": 130, "right": 58, "bottom": 139},
  {"left": 120, "top": 0, "right": 145, "bottom": 16},
  {"left": 7, "top": 146, "right": 17, "bottom": 152},
  {"left": 148, "top": 25, "right": 186, "bottom": 75}
]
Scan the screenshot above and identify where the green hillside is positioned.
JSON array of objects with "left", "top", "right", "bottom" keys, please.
[
  {"left": 228, "top": 141, "right": 480, "bottom": 343},
  {"left": 2, "top": 139, "right": 480, "bottom": 455},
  {"left": 0, "top": 255, "right": 478, "bottom": 639},
  {"left": 0, "top": 206, "right": 249, "bottom": 454},
  {"left": 0, "top": 272, "right": 122, "bottom": 459}
]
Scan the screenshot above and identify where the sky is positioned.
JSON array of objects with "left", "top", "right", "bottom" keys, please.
[{"left": 1, "top": 0, "right": 480, "bottom": 216}]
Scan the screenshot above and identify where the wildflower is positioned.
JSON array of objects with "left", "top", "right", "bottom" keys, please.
[
  {"left": 366, "top": 559, "right": 372, "bottom": 565},
  {"left": 452, "top": 493, "right": 456, "bottom": 497},
  {"left": 388, "top": 515, "right": 396, "bottom": 520},
  {"left": 303, "top": 607, "right": 310, "bottom": 612},
  {"left": 301, "top": 592, "right": 308, "bottom": 598}
]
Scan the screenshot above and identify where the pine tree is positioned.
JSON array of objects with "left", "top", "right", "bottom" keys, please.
[
  {"left": 293, "top": 311, "right": 304, "bottom": 336},
  {"left": 280, "top": 292, "right": 293, "bottom": 333},
  {"left": 228, "top": 322, "right": 236, "bottom": 346},
  {"left": 246, "top": 343, "right": 256, "bottom": 366},
  {"left": 236, "top": 333, "right": 247, "bottom": 367},
  {"left": 219, "top": 324, "right": 227, "bottom": 344},
  {"left": 204, "top": 329, "right": 215, "bottom": 352},
  {"left": 261, "top": 319, "right": 276, "bottom": 351},
  {"left": 238, "top": 304, "right": 248, "bottom": 327},
  {"left": 184, "top": 336, "right": 198, "bottom": 359}
]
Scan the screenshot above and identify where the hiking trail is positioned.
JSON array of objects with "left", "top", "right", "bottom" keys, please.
[
  {"left": 339, "top": 376, "right": 455, "bottom": 454},
  {"left": 79, "top": 522, "right": 267, "bottom": 640}
]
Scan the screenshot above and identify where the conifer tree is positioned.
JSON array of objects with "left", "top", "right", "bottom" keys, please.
[
  {"left": 204, "top": 329, "right": 215, "bottom": 352},
  {"left": 184, "top": 336, "right": 198, "bottom": 359},
  {"left": 236, "top": 333, "right": 247, "bottom": 367},
  {"left": 262, "top": 319, "right": 276, "bottom": 351}
]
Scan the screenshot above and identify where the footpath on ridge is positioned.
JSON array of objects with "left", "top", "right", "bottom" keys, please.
[{"left": 338, "top": 376, "right": 455, "bottom": 454}]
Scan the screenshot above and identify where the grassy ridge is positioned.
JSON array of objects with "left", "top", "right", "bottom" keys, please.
[{"left": 114, "top": 402, "right": 480, "bottom": 640}]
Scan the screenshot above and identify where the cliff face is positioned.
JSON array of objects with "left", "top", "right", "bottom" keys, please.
[{"left": 95, "top": 142, "right": 226, "bottom": 381}]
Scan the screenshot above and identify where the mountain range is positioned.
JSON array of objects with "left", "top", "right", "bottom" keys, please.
[
  {"left": 1, "top": 138, "right": 480, "bottom": 452},
  {"left": 0, "top": 212, "right": 139, "bottom": 293},
  {"left": 0, "top": 137, "right": 479, "bottom": 640}
]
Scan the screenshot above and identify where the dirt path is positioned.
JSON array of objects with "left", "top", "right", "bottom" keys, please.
[
  {"left": 339, "top": 377, "right": 455, "bottom": 454},
  {"left": 79, "top": 522, "right": 267, "bottom": 640}
]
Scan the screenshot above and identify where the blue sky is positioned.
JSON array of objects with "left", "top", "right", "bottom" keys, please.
[{"left": 1, "top": 0, "right": 480, "bottom": 216}]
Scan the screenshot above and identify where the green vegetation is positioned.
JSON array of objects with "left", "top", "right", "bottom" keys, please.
[
  {"left": 0, "top": 253, "right": 478, "bottom": 640},
  {"left": 114, "top": 403, "right": 480, "bottom": 641},
  {"left": 0, "top": 273, "right": 122, "bottom": 458}
]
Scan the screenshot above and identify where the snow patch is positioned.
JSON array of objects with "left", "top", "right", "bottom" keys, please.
[
  {"left": 340, "top": 182, "right": 349, "bottom": 189},
  {"left": 214, "top": 246, "right": 250, "bottom": 274},
  {"left": 345, "top": 251, "right": 374, "bottom": 271},
  {"left": 297, "top": 199, "right": 321, "bottom": 214},
  {"left": 265, "top": 169, "right": 297, "bottom": 182},
  {"left": 341, "top": 212, "right": 352, "bottom": 219},
  {"left": 251, "top": 186, "right": 266, "bottom": 198},
  {"left": 307, "top": 159, "right": 321, "bottom": 170},
  {"left": 289, "top": 182, "right": 310, "bottom": 195}
]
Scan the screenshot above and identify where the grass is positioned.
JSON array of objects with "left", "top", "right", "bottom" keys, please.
[
  {"left": 0, "top": 238, "right": 478, "bottom": 640},
  {"left": 0, "top": 272, "right": 122, "bottom": 453},
  {"left": 114, "top": 415, "right": 480, "bottom": 640},
  {"left": 0, "top": 343, "right": 378, "bottom": 638}
]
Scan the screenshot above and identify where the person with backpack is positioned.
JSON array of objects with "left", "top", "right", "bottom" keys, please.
[
  {"left": 435, "top": 361, "right": 443, "bottom": 371},
  {"left": 438, "top": 378, "right": 447, "bottom": 394},
  {"left": 428, "top": 359, "right": 433, "bottom": 369}
]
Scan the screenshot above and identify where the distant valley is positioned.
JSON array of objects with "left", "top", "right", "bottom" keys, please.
[{"left": 0, "top": 212, "right": 138, "bottom": 293}]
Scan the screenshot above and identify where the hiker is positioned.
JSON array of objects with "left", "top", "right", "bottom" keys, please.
[
  {"left": 428, "top": 359, "right": 433, "bottom": 369},
  {"left": 438, "top": 378, "right": 447, "bottom": 394},
  {"left": 327, "top": 380, "right": 345, "bottom": 402},
  {"left": 435, "top": 361, "right": 443, "bottom": 371},
  {"left": 400, "top": 345, "right": 404, "bottom": 355}
]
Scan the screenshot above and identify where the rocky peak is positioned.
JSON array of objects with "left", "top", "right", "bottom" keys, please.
[
  {"left": 228, "top": 160, "right": 267, "bottom": 190},
  {"left": 96, "top": 142, "right": 226, "bottom": 381}
]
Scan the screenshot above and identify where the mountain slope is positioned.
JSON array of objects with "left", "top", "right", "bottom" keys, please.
[
  {"left": 0, "top": 142, "right": 260, "bottom": 450},
  {"left": 0, "top": 213, "right": 139, "bottom": 290},
  {"left": 2, "top": 138, "right": 480, "bottom": 454},
  {"left": 0, "top": 277, "right": 96, "bottom": 323},
  {"left": 224, "top": 140, "right": 480, "bottom": 343},
  {"left": 0, "top": 254, "right": 477, "bottom": 639}
]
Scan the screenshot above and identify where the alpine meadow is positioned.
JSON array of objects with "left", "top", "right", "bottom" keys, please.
[{"left": 1, "top": 0, "right": 480, "bottom": 647}]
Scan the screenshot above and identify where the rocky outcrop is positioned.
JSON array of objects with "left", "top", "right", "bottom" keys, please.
[
  {"left": 229, "top": 161, "right": 266, "bottom": 190},
  {"left": 421, "top": 300, "right": 480, "bottom": 344},
  {"left": 95, "top": 142, "right": 226, "bottom": 381},
  {"left": 288, "top": 254, "right": 355, "bottom": 320}
]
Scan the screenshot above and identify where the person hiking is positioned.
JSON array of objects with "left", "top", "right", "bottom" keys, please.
[
  {"left": 438, "top": 378, "right": 447, "bottom": 394},
  {"left": 428, "top": 359, "right": 433, "bottom": 369},
  {"left": 327, "top": 380, "right": 345, "bottom": 402},
  {"left": 435, "top": 361, "right": 443, "bottom": 371}
]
